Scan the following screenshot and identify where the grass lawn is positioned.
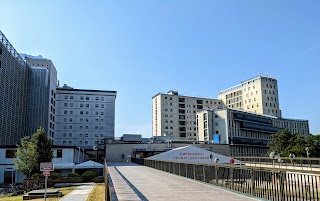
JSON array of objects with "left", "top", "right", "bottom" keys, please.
[
  {"left": 0, "top": 185, "right": 78, "bottom": 201},
  {"left": 86, "top": 183, "right": 105, "bottom": 201}
]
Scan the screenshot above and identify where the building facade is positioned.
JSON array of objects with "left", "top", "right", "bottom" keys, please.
[
  {"left": 197, "top": 108, "right": 309, "bottom": 156},
  {"left": 218, "top": 75, "right": 281, "bottom": 117},
  {"left": 23, "top": 55, "right": 58, "bottom": 140},
  {"left": 152, "top": 90, "right": 223, "bottom": 140},
  {"left": 54, "top": 85, "right": 117, "bottom": 149},
  {"left": 0, "top": 31, "right": 31, "bottom": 145}
]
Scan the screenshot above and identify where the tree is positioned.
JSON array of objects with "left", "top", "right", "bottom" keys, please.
[
  {"left": 267, "top": 129, "right": 293, "bottom": 157},
  {"left": 289, "top": 133, "right": 306, "bottom": 157},
  {"left": 14, "top": 127, "right": 53, "bottom": 176},
  {"left": 14, "top": 136, "right": 37, "bottom": 177},
  {"left": 305, "top": 134, "right": 320, "bottom": 157},
  {"left": 31, "top": 127, "right": 53, "bottom": 172}
]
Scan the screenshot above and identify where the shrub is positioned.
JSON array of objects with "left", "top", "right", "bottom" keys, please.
[
  {"left": 30, "top": 173, "right": 41, "bottom": 179},
  {"left": 81, "top": 171, "right": 96, "bottom": 182},
  {"left": 49, "top": 172, "right": 62, "bottom": 179},
  {"left": 67, "top": 172, "right": 80, "bottom": 178}
]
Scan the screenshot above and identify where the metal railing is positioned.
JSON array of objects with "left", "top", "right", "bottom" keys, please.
[
  {"left": 104, "top": 160, "right": 116, "bottom": 201},
  {"left": 144, "top": 159, "right": 320, "bottom": 201},
  {"left": 235, "top": 157, "right": 320, "bottom": 171}
]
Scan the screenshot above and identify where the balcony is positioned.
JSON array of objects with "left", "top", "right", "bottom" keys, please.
[
  {"left": 179, "top": 109, "right": 185, "bottom": 114},
  {"left": 197, "top": 100, "right": 203, "bottom": 104},
  {"left": 179, "top": 104, "right": 185, "bottom": 108},
  {"left": 179, "top": 115, "right": 185, "bottom": 120}
]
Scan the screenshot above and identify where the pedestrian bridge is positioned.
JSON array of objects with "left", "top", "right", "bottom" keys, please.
[{"left": 107, "top": 162, "right": 259, "bottom": 201}]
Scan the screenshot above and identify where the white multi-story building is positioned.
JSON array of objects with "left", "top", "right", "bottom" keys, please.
[
  {"left": 218, "top": 75, "right": 281, "bottom": 117},
  {"left": 197, "top": 108, "right": 309, "bottom": 156},
  {"left": 152, "top": 90, "right": 223, "bottom": 140},
  {"left": 54, "top": 85, "right": 116, "bottom": 149}
]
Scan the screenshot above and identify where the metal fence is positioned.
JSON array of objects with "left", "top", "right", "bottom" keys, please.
[
  {"left": 104, "top": 160, "right": 116, "bottom": 201},
  {"left": 144, "top": 159, "right": 320, "bottom": 201},
  {"left": 235, "top": 157, "right": 320, "bottom": 171}
]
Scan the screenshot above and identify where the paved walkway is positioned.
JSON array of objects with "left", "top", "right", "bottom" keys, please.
[
  {"left": 59, "top": 183, "right": 95, "bottom": 201},
  {"left": 108, "top": 162, "right": 260, "bottom": 201}
]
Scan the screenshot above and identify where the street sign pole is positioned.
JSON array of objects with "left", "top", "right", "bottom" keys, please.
[{"left": 44, "top": 175, "right": 48, "bottom": 201}]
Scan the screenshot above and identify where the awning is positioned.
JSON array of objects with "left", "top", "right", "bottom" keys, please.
[
  {"left": 74, "top": 160, "right": 103, "bottom": 169},
  {"left": 53, "top": 163, "right": 75, "bottom": 169}
]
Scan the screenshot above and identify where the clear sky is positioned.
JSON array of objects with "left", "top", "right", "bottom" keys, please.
[{"left": 1, "top": 1, "right": 319, "bottom": 137}]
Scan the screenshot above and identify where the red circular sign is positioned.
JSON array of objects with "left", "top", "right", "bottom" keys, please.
[{"left": 230, "top": 159, "right": 235, "bottom": 164}]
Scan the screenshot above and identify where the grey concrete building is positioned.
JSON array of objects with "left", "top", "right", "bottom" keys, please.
[
  {"left": 0, "top": 31, "right": 31, "bottom": 145},
  {"left": 21, "top": 54, "right": 58, "bottom": 140},
  {"left": 54, "top": 85, "right": 116, "bottom": 149}
]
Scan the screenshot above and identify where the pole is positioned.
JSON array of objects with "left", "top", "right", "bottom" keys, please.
[{"left": 44, "top": 176, "right": 48, "bottom": 201}]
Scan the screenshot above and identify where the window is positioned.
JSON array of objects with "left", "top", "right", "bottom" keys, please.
[
  {"left": 215, "top": 123, "right": 218, "bottom": 126},
  {"left": 95, "top": 134, "right": 98, "bottom": 137},
  {"left": 85, "top": 111, "right": 89, "bottom": 114},
  {"left": 5, "top": 150, "right": 15, "bottom": 158},
  {"left": 56, "top": 150, "right": 62, "bottom": 158},
  {"left": 70, "top": 96, "right": 74, "bottom": 99},
  {"left": 85, "top": 141, "right": 88, "bottom": 145},
  {"left": 79, "top": 141, "right": 83, "bottom": 145},
  {"left": 85, "top": 126, "right": 88, "bottom": 129},
  {"left": 86, "top": 104, "right": 89, "bottom": 107},
  {"left": 80, "top": 118, "right": 83, "bottom": 122},
  {"left": 63, "top": 125, "right": 67, "bottom": 129},
  {"left": 101, "top": 97, "right": 104, "bottom": 101},
  {"left": 70, "top": 103, "right": 73, "bottom": 107},
  {"left": 95, "top": 104, "right": 99, "bottom": 108},
  {"left": 80, "top": 96, "right": 84, "bottom": 100},
  {"left": 69, "top": 126, "right": 72, "bottom": 129},
  {"left": 69, "top": 118, "right": 72, "bottom": 122},
  {"left": 64, "top": 118, "right": 67, "bottom": 122},
  {"left": 69, "top": 141, "right": 72, "bottom": 145},
  {"left": 64, "top": 95, "right": 68, "bottom": 99},
  {"left": 63, "top": 133, "right": 66, "bottom": 137},
  {"left": 69, "top": 133, "right": 72, "bottom": 137},
  {"left": 63, "top": 141, "right": 66, "bottom": 145},
  {"left": 70, "top": 111, "right": 73, "bottom": 114},
  {"left": 79, "top": 133, "right": 83, "bottom": 137},
  {"left": 80, "top": 111, "right": 83, "bottom": 115},
  {"left": 96, "top": 97, "right": 99, "bottom": 100},
  {"left": 64, "top": 110, "right": 67, "bottom": 114},
  {"left": 86, "top": 96, "right": 89, "bottom": 100},
  {"left": 101, "top": 104, "right": 104, "bottom": 108},
  {"left": 101, "top": 112, "right": 104, "bottom": 115},
  {"left": 80, "top": 103, "right": 84, "bottom": 107},
  {"left": 85, "top": 134, "right": 89, "bottom": 137}
]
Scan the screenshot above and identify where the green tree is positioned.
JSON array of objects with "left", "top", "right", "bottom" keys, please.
[
  {"left": 31, "top": 127, "right": 53, "bottom": 172},
  {"left": 14, "top": 136, "right": 37, "bottom": 177},
  {"left": 267, "top": 129, "right": 293, "bottom": 156},
  {"left": 289, "top": 133, "right": 306, "bottom": 157},
  {"left": 305, "top": 134, "right": 320, "bottom": 157}
]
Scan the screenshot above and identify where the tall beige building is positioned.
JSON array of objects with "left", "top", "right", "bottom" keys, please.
[
  {"left": 218, "top": 75, "right": 281, "bottom": 117},
  {"left": 152, "top": 90, "right": 222, "bottom": 140}
]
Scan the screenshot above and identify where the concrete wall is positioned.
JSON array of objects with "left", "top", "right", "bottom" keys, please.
[{"left": 105, "top": 143, "right": 230, "bottom": 162}]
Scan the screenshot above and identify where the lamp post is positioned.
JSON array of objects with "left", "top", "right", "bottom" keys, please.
[
  {"left": 93, "top": 145, "right": 98, "bottom": 173},
  {"left": 269, "top": 152, "right": 279, "bottom": 169},
  {"left": 77, "top": 147, "right": 81, "bottom": 164},
  {"left": 289, "top": 153, "right": 296, "bottom": 167},
  {"left": 305, "top": 147, "right": 310, "bottom": 167}
]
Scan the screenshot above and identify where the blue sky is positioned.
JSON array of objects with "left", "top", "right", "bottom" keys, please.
[{"left": 1, "top": 1, "right": 319, "bottom": 137}]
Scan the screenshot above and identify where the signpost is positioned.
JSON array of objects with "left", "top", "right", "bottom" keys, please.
[{"left": 40, "top": 162, "right": 54, "bottom": 201}]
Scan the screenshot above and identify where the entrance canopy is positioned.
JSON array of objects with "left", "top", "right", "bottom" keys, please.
[
  {"left": 74, "top": 160, "right": 104, "bottom": 169},
  {"left": 147, "top": 145, "right": 239, "bottom": 164}
]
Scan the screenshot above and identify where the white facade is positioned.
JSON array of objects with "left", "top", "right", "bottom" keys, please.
[
  {"left": 197, "top": 108, "right": 309, "bottom": 157},
  {"left": 55, "top": 86, "right": 117, "bottom": 149},
  {"left": 218, "top": 75, "right": 281, "bottom": 117},
  {"left": 0, "top": 146, "right": 86, "bottom": 184},
  {"left": 152, "top": 90, "right": 223, "bottom": 140}
]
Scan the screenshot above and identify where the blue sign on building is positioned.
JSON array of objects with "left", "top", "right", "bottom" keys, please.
[{"left": 213, "top": 134, "right": 220, "bottom": 144}]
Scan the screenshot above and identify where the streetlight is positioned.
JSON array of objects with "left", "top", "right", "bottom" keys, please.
[
  {"left": 305, "top": 147, "right": 310, "bottom": 158},
  {"left": 289, "top": 153, "right": 296, "bottom": 167},
  {"left": 269, "top": 152, "right": 279, "bottom": 169},
  {"left": 93, "top": 145, "right": 98, "bottom": 173}
]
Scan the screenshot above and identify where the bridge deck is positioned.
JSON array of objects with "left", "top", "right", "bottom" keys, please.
[{"left": 108, "top": 162, "right": 260, "bottom": 201}]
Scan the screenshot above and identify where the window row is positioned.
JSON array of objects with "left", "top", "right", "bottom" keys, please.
[
  {"left": 64, "top": 95, "right": 105, "bottom": 101},
  {"left": 63, "top": 110, "right": 105, "bottom": 115},
  {"left": 62, "top": 125, "right": 104, "bottom": 130},
  {"left": 62, "top": 133, "right": 104, "bottom": 138},
  {"left": 63, "top": 103, "right": 105, "bottom": 108}
]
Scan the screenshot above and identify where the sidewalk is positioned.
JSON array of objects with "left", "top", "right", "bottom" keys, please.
[{"left": 60, "top": 183, "right": 95, "bottom": 201}]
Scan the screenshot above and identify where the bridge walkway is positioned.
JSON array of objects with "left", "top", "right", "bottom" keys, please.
[{"left": 108, "top": 162, "right": 261, "bottom": 201}]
